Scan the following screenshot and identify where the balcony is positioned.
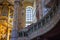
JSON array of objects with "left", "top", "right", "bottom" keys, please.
[
  {"left": 18, "top": 0, "right": 60, "bottom": 39},
  {"left": 27, "top": 3, "right": 60, "bottom": 39}
]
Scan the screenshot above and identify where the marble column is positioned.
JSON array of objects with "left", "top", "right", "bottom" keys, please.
[{"left": 11, "top": 0, "right": 20, "bottom": 40}]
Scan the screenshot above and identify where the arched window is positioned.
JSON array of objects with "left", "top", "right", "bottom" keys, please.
[{"left": 26, "top": 6, "right": 33, "bottom": 27}]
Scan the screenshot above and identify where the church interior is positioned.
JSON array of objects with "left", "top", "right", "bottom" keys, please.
[{"left": 0, "top": 0, "right": 60, "bottom": 40}]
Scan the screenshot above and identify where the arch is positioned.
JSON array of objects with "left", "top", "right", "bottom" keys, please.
[{"left": 26, "top": 6, "right": 33, "bottom": 9}]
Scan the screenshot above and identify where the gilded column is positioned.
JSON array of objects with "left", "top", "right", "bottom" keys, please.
[{"left": 1, "top": 1, "right": 10, "bottom": 40}]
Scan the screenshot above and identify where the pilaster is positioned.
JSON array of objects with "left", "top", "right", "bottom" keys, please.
[{"left": 36, "top": 0, "right": 43, "bottom": 20}]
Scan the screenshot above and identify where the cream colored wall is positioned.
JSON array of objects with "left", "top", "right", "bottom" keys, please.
[
  {"left": 23, "top": 2, "right": 33, "bottom": 7},
  {"left": 33, "top": 0, "right": 37, "bottom": 23}
]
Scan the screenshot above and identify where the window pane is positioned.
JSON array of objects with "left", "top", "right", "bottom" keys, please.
[{"left": 26, "top": 6, "right": 33, "bottom": 27}]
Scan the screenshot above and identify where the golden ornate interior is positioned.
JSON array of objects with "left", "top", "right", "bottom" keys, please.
[{"left": 0, "top": 0, "right": 34, "bottom": 40}]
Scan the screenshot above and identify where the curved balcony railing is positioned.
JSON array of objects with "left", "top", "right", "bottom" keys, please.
[
  {"left": 19, "top": 0, "right": 59, "bottom": 37},
  {"left": 27, "top": 1, "right": 58, "bottom": 35},
  {"left": 19, "top": 31, "right": 28, "bottom": 37}
]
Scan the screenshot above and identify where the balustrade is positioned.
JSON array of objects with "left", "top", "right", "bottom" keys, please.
[
  {"left": 18, "top": 0, "right": 58, "bottom": 37},
  {"left": 27, "top": 2, "right": 58, "bottom": 35}
]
